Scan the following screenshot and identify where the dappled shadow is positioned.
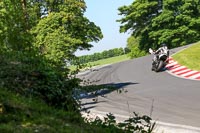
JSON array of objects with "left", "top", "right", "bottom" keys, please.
[
  {"left": 80, "top": 105, "right": 97, "bottom": 112},
  {"left": 79, "top": 82, "right": 138, "bottom": 111},
  {"left": 103, "top": 82, "right": 138, "bottom": 89},
  {"left": 79, "top": 82, "right": 138, "bottom": 99}
]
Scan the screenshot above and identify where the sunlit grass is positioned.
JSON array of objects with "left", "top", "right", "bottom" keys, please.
[
  {"left": 0, "top": 88, "right": 106, "bottom": 132},
  {"left": 70, "top": 54, "right": 130, "bottom": 71},
  {"left": 87, "top": 54, "right": 130, "bottom": 66},
  {"left": 172, "top": 42, "right": 200, "bottom": 71}
]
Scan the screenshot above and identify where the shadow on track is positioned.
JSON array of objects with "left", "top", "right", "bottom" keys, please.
[
  {"left": 78, "top": 82, "right": 138, "bottom": 99},
  {"left": 80, "top": 82, "right": 138, "bottom": 111}
]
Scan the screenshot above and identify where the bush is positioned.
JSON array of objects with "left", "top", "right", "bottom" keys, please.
[
  {"left": 0, "top": 51, "right": 80, "bottom": 111},
  {"left": 128, "top": 44, "right": 146, "bottom": 58},
  {"left": 86, "top": 112, "right": 155, "bottom": 133}
]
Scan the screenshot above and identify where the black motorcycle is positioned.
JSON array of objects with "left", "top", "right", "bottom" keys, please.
[{"left": 149, "top": 48, "right": 169, "bottom": 72}]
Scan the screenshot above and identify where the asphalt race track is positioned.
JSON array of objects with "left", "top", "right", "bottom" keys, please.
[{"left": 78, "top": 44, "right": 200, "bottom": 130}]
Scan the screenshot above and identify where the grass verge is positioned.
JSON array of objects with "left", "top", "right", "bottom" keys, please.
[
  {"left": 87, "top": 54, "right": 130, "bottom": 67},
  {"left": 70, "top": 54, "right": 130, "bottom": 71},
  {"left": 0, "top": 88, "right": 110, "bottom": 133},
  {"left": 172, "top": 42, "right": 200, "bottom": 71}
]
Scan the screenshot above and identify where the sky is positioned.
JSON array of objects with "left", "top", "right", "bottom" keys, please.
[{"left": 75, "top": 0, "right": 133, "bottom": 56}]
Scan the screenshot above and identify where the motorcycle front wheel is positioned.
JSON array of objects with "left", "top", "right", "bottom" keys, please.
[{"left": 155, "top": 60, "right": 164, "bottom": 72}]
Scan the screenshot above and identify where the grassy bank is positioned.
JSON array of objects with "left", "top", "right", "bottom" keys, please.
[
  {"left": 172, "top": 42, "right": 200, "bottom": 71},
  {"left": 0, "top": 88, "right": 112, "bottom": 133},
  {"left": 87, "top": 54, "right": 130, "bottom": 66},
  {"left": 70, "top": 54, "right": 130, "bottom": 71},
  {"left": 0, "top": 87, "right": 155, "bottom": 133}
]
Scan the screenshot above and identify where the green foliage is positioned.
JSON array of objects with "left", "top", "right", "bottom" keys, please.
[
  {"left": 31, "top": 0, "right": 103, "bottom": 66},
  {"left": 128, "top": 44, "right": 146, "bottom": 59},
  {"left": 0, "top": 0, "right": 32, "bottom": 51},
  {"left": 118, "top": 0, "right": 200, "bottom": 51},
  {"left": 127, "top": 36, "right": 146, "bottom": 58},
  {"left": 0, "top": 88, "right": 155, "bottom": 132},
  {"left": 0, "top": 0, "right": 103, "bottom": 111},
  {"left": 118, "top": 112, "right": 155, "bottom": 133},
  {"left": 149, "top": 0, "right": 200, "bottom": 48},
  {"left": 0, "top": 88, "right": 110, "bottom": 133},
  {"left": 73, "top": 47, "right": 126, "bottom": 65},
  {"left": 0, "top": 51, "right": 80, "bottom": 112},
  {"left": 87, "top": 112, "right": 155, "bottom": 133},
  {"left": 32, "top": 12, "right": 82, "bottom": 66},
  {"left": 1, "top": 0, "right": 103, "bottom": 65},
  {"left": 117, "top": 0, "right": 160, "bottom": 36}
]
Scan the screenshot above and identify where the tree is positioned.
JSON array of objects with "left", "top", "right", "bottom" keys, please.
[
  {"left": 0, "top": 0, "right": 103, "bottom": 65},
  {"left": 32, "top": 0, "right": 103, "bottom": 66},
  {"left": 127, "top": 36, "right": 146, "bottom": 58},
  {"left": 117, "top": 0, "right": 200, "bottom": 52},
  {"left": 150, "top": 0, "right": 200, "bottom": 48},
  {"left": 118, "top": 0, "right": 161, "bottom": 37},
  {"left": 0, "top": 0, "right": 34, "bottom": 51}
]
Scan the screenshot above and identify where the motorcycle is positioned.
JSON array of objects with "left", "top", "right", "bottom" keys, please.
[{"left": 149, "top": 48, "right": 169, "bottom": 72}]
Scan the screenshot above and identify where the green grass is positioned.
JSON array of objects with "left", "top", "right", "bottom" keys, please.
[
  {"left": 172, "top": 42, "right": 200, "bottom": 71},
  {"left": 0, "top": 87, "right": 154, "bottom": 133},
  {"left": 0, "top": 88, "right": 112, "bottom": 133},
  {"left": 87, "top": 54, "right": 130, "bottom": 67},
  {"left": 70, "top": 54, "right": 130, "bottom": 71}
]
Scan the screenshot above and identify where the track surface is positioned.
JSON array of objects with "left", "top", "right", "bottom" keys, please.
[{"left": 79, "top": 45, "right": 200, "bottom": 128}]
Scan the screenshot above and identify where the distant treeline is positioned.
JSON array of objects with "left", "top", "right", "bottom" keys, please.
[{"left": 73, "top": 47, "right": 130, "bottom": 64}]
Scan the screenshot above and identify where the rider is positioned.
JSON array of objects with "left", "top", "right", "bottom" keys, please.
[
  {"left": 152, "top": 43, "right": 169, "bottom": 70},
  {"left": 155, "top": 43, "right": 169, "bottom": 56}
]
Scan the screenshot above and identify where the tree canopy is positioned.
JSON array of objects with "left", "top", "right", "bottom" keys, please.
[
  {"left": 0, "top": 0, "right": 103, "bottom": 66},
  {"left": 117, "top": 0, "right": 200, "bottom": 51}
]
